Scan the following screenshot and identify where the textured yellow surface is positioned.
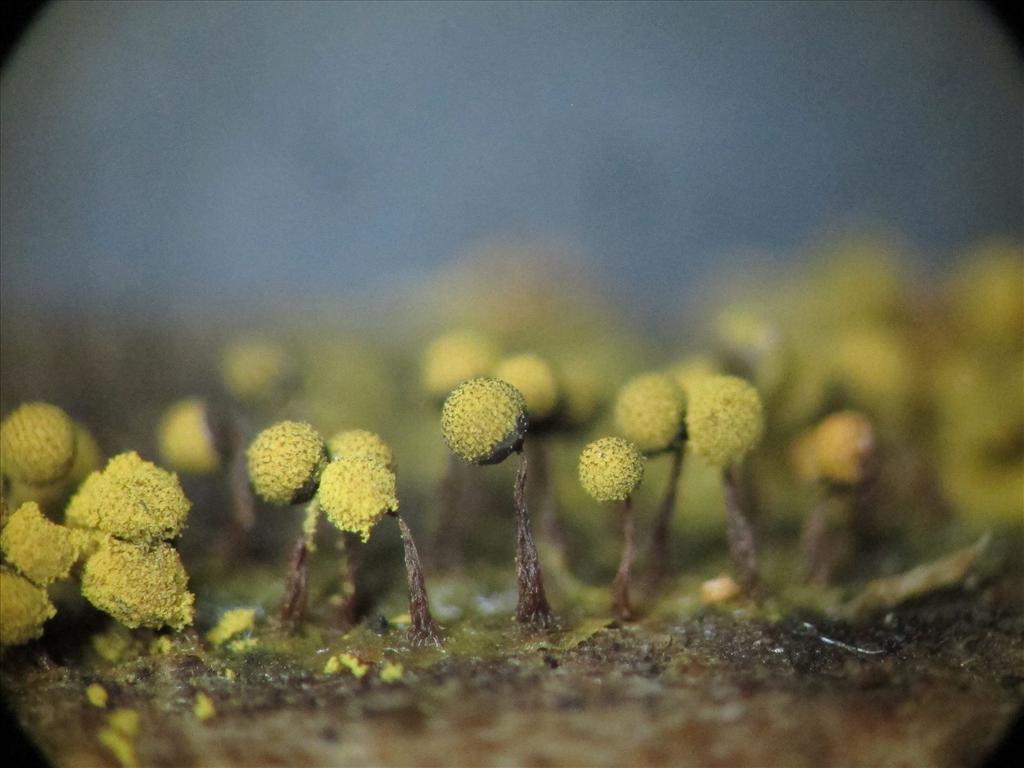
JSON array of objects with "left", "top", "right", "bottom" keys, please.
[
  {"left": 422, "top": 329, "right": 499, "bottom": 400},
  {"left": 80, "top": 539, "right": 194, "bottom": 630},
  {"left": 578, "top": 437, "right": 645, "bottom": 503},
  {"left": 687, "top": 375, "right": 764, "bottom": 467},
  {"left": 0, "top": 501, "right": 81, "bottom": 585},
  {"left": 441, "top": 377, "right": 527, "bottom": 464},
  {"left": 327, "top": 429, "right": 394, "bottom": 469},
  {"left": 613, "top": 373, "right": 686, "bottom": 454},
  {"left": 246, "top": 421, "right": 327, "bottom": 505},
  {"left": 157, "top": 398, "right": 221, "bottom": 474},
  {"left": 318, "top": 457, "right": 398, "bottom": 542},
  {"left": 0, "top": 402, "right": 76, "bottom": 485},
  {"left": 65, "top": 452, "right": 191, "bottom": 543},
  {"left": 0, "top": 567, "right": 56, "bottom": 646}
]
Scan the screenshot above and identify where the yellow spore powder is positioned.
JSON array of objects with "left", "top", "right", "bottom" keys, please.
[
  {"left": 65, "top": 452, "right": 191, "bottom": 543},
  {"left": 327, "top": 429, "right": 394, "bottom": 469},
  {"left": 80, "top": 539, "right": 195, "bottom": 631},
  {"left": 441, "top": 377, "right": 527, "bottom": 464},
  {"left": 0, "top": 567, "right": 56, "bottom": 646},
  {"left": 0, "top": 501, "right": 81, "bottom": 585},
  {"left": 246, "top": 421, "right": 327, "bottom": 505},
  {"left": 157, "top": 398, "right": 221, "bottom": 475},
  {"left": 207, "top": 607, "right": 257, "bottom": 647},
  {"left": 613, "top": 373, "right": 686, "bottom": 454},
  {"left": 0, "top": 402, "right": 76, "bottom": 485},
  {"left": 686, "top": 375, "right": 764, "bottom": 467},
  {"left": 318, "top": 457, "right": 399, "bottom": 542},
  {"left": 578, "top": 437, "right": 645, "bottom": 503},
  {"left": 421, "top": 330, "right": 498, "bottom": 400}
]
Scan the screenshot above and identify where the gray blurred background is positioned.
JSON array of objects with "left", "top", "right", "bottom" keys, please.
[{"left": 1, "top": 0, "right": 1021, "bottom": 322}]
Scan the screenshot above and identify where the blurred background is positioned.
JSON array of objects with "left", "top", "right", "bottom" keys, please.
[
  {"left": 0, "top": 1, "right": 1020, "bottom": 588},
  {"left": 1, "top": 1, "right": 1021, "bottom": 323}
]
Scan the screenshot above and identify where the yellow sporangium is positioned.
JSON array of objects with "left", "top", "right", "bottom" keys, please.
[
  {"left": 65, "top": 452, "right": 191, "bottom": 543},
  {"left": 812, "top": 411, "right": 876, "bottom": 486},
  {"left": 493, "top": 353, "right": 561, "bottom": 424},
  {"left": 327, "top": 429, "right": 394, "bottom": 469},
  {"left": 0, "top": 501, "right": 81, "bottom": 585},
  {"left": 246, "top": 421, "right": 327, "bottom": 505},
  {"left": 157, "top": 398, "right": 221, "bottom": 475},
  {"left": 441, "top": 377, "right": 528, "bottom": 464},
  {"left": 221, "top": 339, "right": 294, "bottom": 406},
  {"left": 613, "top": 373, "right": 686, "bottom": 454},
  {"left": 686, "top": 375, "right": 764, "bottom": 467},
  {"left": 80, "top": 538, "right": 195, "bottom": 631},
  {"left": 318, "top": 457, "right": 399, "bottom": 542},
  {"left": 578, "top": 437, "right": 645, "bottom": 503},
  {"left": 421, "top": 329, "right": 498, "bottom": 401},
  {"left": 0, "top": 567, "right": 56, "bottom": 645},
  {"left": 1, "top": 402, "right": 76, "bottom": 486},
  {"left": 669, "top": 355, "right": 719, "bottom": 399}
]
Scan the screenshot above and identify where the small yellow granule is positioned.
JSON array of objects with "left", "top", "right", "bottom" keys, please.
[
  {"left": 0, "top": 402, "right": 76, "bottom": 485},
  {"left": 98, "top": 728, "right": 137, "bottom": 768},
  {"left": 324, "top": 652, "right": 369, "bottom": 678},
  {"left": 441, "top": 377, "right": 527, "bottom": 464},
  {"left": 227, "top": 637, "right": 259, "bottom": 653},
  {"left": 221, "top": 339, "right": 293, "bottom": 405},
  {"left": 493, "top": 353, "right": 560, "bottom": 422},
  {"left": 700, "top": 575, "right": 742, "bottom": 604},
  {"left": 318, "top": 457, "right": 398, "bottom": 542},
  {"left": 379, "top": 661, "right": 404, "bottom": 683},
  {"left": 193, "top": 692, "right": 216, "bottom": 721},
  {"left": 108, "top": 708, "right": 140, "bottom": 737},
  {"left": 222, "top": 668, "right": 236, "bottom": 680},
  {"left": 0, "top": 567, "right": 56, "bottom": 646},
  {"left": 81, "top": 539, "right": 194, "bottom": 631},
  {"left": 327, "top": 429, "right": 394, "bottom": 469},
  {"left": 149, "top": 635, "right": 175, "bottom": 655},
  {"left": 578, "top": 437, "right": 645, "bottom": 503},
  {"left": 0, "top": 501, "right": 81, "bottom": 585},
  {"left": 86, "top": 683, "right": 109, "bottom": 708},
  {"left": 157, "top": 399, "right": 221, "bottom": 475},
  {"left": 65, "top": 452, "right": 191, "bottom": 544},
  {"left": 686, "top": 375, "right": 764, "bottom": 467},
  {"left": 91, "top": 625, "right": 140, "bottom": 663},
  {"left": 812, "top": 411, "right": 875, "bottom": 486},
  {"left": 246, "top": 421, "right": 327, "bottom": 505},
  {"left": 614, "top": 373, "right": 686, "bottom": 454},
  {"left": 207, "top": 607, "right": 257, "bottom": 647},
  {"left": 669, "top": 356, "right": 718, "bottom": 398},
  {"left": 421, "top": 330, "right": 498, "bottom": 400}
]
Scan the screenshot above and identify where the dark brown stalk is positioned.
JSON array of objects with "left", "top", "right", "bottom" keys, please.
[
  {"left": 333, "top": 531, "right": 364, "bottom": 628},
  {"left": 513, "top": 451, "right": 555, "bottom": 627},
  {"left": 800, "top": 495, "right": 831, "bottom": 585},
  {"left": 394, "top": 514, "right": 443, "bottom": 647},
  {"left": 722, "top": 464, "right": 759, "bottom": 593},
  {"left": 611, "top": 497, "right": 637, "bottom": 620},
  {"left": 646, "top": 446, "right": 684, "bottom": 585},
  {"left": 279, "top": 536, "right": 308, "bottom": 631}
]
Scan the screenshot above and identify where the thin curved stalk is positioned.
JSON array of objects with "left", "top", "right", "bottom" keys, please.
[
  {"left": 723, "top": 464, "right": 759, "bottom": 593},
  {"left": 394, "top": 514, "right": 443, "bottom": 647}
]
